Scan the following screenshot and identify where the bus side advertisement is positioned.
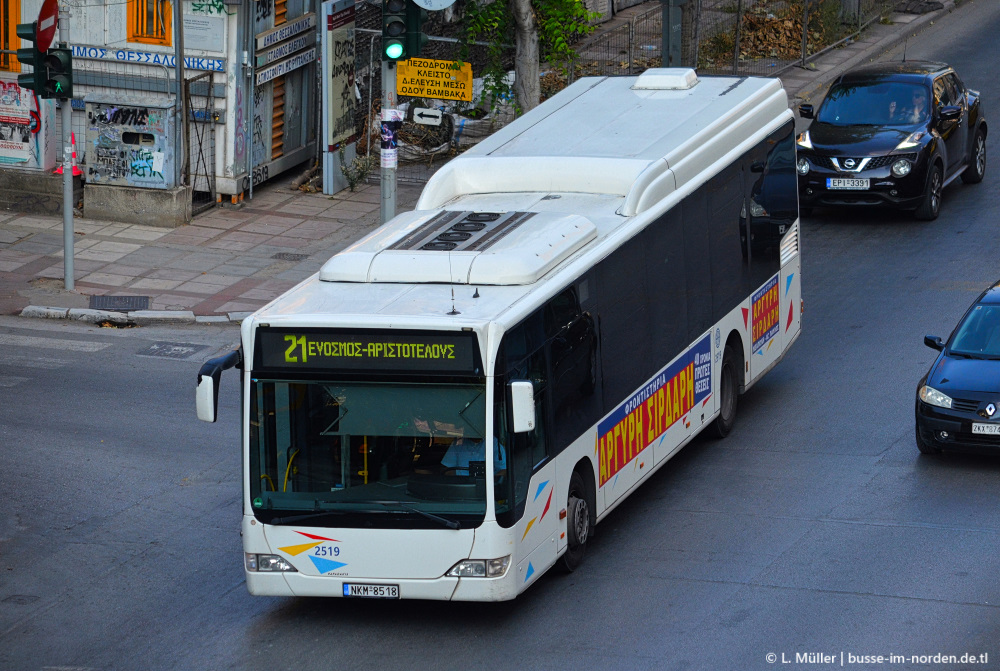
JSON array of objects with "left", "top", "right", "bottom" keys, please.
[{"left": 597, "top": 334, "right": 712, "bottom": 486}]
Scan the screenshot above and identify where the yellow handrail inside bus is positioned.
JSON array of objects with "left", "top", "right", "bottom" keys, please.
[
  {"left": 261, "top": 474, "right": 276, "bottom": 491},
  {"left": 283, "top": 449, "right": 299, "bottom": 492}
]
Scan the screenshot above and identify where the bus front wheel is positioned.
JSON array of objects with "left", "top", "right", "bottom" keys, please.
[
  {"left": 709, "top": 344, "right": 739, "bottom": 439},
  {"left": 559, "top": 472, "right": 591, "bottom": 572}
]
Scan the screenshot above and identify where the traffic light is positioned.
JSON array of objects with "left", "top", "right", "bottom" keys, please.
[
  {"left": 382, "top": 0, "right": 407, "bottom": 61},
  {"left": 405, "top": 2, "right": 428, "bottom": 59},
  {"left": 42, "top": 47, "right": 73, "bottom": 99},
  {"left": 15, "top": 22, "right": 43, "bottom": 93}
]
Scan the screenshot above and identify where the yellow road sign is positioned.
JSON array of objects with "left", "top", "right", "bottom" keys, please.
[{"left": 397, "top": 58, "right": 472, "bottom": 102}]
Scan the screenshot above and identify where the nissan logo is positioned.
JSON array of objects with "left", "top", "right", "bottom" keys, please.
[{"left": 844, "top": 158, "right": 856, "bottom": 169}]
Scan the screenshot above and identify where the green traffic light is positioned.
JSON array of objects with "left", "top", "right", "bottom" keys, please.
[{"left": 385, "top": 41, "right": 404, "bottom": 60}]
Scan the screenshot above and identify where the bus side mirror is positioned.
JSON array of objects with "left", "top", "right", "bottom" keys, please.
[
  {"left": 509, "top": 380, "right": 536, "bottom": 433},
  {"left": 196, "top": 349, "right": 242, "bottom": 423}
]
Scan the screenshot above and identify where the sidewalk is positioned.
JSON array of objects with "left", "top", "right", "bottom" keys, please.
[{"left": 0, "top": 1, "right": 955, "bottom": 326}]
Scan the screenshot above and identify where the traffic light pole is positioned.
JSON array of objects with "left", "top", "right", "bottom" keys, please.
[
  {"left": 380, "top": 60, "right": 397, "bottom": 224},
  {"left": 58, "top": 6, "right": 73, "bottom": 290}
]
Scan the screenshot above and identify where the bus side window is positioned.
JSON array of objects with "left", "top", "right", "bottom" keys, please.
[{"left": 544, "top": 286, "right": 599, "bottom": 452}]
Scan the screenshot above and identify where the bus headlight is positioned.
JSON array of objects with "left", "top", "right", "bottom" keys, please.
[
  {"left": 446, "top": 555, "right": 511, "bottom": 578},
  {"left": 891, "top": 159, "right": 912, "bottom": 177},
  {"left": 246, "top": 553, "right": 297, "bottom": 572},
  {"left": 796, "top": 157, "right": 810, "bottom": 175},
  {"left": 918, "top": 385, "right": 952, "bottom": 409}
]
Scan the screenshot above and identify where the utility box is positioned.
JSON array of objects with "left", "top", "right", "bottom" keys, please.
[{"left": 85, "top": 96, "right": 176, "bottom": 189}]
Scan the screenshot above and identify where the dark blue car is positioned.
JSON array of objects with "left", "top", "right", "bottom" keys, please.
[{"left": 916, "top": 280, "right": 1000, "bottom": 454}]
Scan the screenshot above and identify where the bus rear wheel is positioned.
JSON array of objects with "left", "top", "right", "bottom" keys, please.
[
  {"left": 559, "top": 472, "right": 591, "bottom": 572},
  {"left": 709, "top": 344, "right": 739, "bottom": 438}
]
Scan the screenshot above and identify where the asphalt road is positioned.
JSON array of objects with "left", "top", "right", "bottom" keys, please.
[{"left": 3, "top": 3, "right": 1000, "bottom": 670}]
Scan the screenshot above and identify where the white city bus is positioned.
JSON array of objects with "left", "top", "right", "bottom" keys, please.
[{"left": 197, "top": 68, "right": 802, "bottom": 601}]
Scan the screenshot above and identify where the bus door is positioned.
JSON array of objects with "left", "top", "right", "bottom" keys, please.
[
  {"left": 745, "top": 127, "right": 796, "bottom": 380},
  {"left": 497, "top": 316, "right": 560, "bottom": 578}
]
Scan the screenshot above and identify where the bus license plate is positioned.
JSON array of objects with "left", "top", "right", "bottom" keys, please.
[
  {"left": 343, "top": 583, "right": 400, "bottom": 599},
  {"left": 826, "top": 177, "right": 868, "bottom": 191},
  {"left": 827, "top": 178, "right": 869, "bottom": 190},
  {"left": 972, "top": 423, "right": 1000, "bottom": 435}
]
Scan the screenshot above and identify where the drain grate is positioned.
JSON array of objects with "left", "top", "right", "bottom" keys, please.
[
  {"left": 90, "top": 295, "right": 150, "bottom": 312},
  {"left": 271, "top": 252, "right": 309, "bottom": 262},
  {"left": 138, "top": 342, "right": 209, "bottom": 359}
]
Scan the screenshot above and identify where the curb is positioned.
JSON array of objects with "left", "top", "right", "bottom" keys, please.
[
  {"left": 19, "top": 305, "right": 249, "bottom": 326},
  {"left": 793, "top": 2, "right": 956, "bottom": 104}
]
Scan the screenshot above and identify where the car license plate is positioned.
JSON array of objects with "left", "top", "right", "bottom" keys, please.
[
  {"left": 972, "top": 423, "right": 1000, "bottom": 435},
  {"left": 343, "top": 583, "right": 400, "bottom": 599},
  {"left": 827, "top": 178, "right": 869, "bottom": 190}
]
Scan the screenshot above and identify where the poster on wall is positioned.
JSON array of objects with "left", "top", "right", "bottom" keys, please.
[
  {"left": 0, "top": 77, "right": 55, "bottom": 170},
  {"left": 325, "top": 0, "right": 356, "bottom": 149}
]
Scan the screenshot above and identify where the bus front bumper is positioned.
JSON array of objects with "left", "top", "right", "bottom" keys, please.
[{"left": 246, "top": 570, "right": 519, "bottom": 601}]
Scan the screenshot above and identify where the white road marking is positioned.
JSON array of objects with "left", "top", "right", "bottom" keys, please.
[{"left": 0, "top": 334, "right": 111, "bottom": 352}]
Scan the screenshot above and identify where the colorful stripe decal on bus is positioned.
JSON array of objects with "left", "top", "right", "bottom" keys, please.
[
  {"left": 522, "top": 482, "right": 553, "bottom": 541},
  {"left": 596, "top": 334, "right": 712, "bottom": 486},
  {"left": 751, "top": 274, "right": 780, "bottom": 353}
]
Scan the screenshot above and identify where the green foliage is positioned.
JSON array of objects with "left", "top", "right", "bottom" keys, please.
[
  {"left": 338, "top": 145, "right": 377, "bottom": 192},
  {"left": 460, "top": 0, "right": 601, "bottom": 114}
]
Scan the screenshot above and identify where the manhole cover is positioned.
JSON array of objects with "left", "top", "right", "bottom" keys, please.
[
  {"left": 138, "top": 342, "right": 209, "bottom": 359},
  {"left": 271, "top": 252, "right": 308, "bottom": 262},
  {"left": 89, "top": 295, "right": 150, "bottom": 312}
]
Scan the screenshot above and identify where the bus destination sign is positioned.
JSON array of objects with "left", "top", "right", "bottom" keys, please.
[{"left": 255, "top": 330, "right": 479, "bottom": 374}]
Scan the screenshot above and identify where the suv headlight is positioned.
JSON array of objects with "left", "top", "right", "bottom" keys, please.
[
  {"left": 891, "top": 159, "right": 912, "bottom": 177},
  {"left": 918, "top": 385, "right": 952, "bottom": 409},
  {"left": 796, "top": 130, "right": 813, "bottom": 150},
  {"left": 895, "top": 131, "right": 926, "bottom": 151}
]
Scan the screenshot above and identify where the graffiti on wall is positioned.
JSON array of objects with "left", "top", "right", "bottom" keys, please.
[
  {"left": 192, "top": 0, "right": 233, "bottom": 14},
  {"left": 252, "top": 84, "right": 268, "bottom": 166},
  {"left": 327, "top": 9, "right": 356, "bottom": 148},
  {"left": 86, "top": 101, "right": 173, "bottom": 189},
  {"left": 256, "top": 0, "right": 272, "bottom": 22}
]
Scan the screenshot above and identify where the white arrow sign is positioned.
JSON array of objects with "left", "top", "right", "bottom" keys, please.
[{"left": 413, "top": 108, "right": 443, "bottom": 127}]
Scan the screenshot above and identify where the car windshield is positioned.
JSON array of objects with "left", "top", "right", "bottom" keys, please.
[
  {"left": 816, "top": 81, "right": 930, "bottom": 126},
  {"left": 249, "top": 379, "right": 489, "bottom": 526},
  {"left": 950, "top": 304, "right": 1000, "bottom": 358}
]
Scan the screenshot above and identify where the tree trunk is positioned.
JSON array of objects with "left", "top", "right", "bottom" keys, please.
[
  {"left": 510, "top": 0, "right": 541, "bottom": 111},
  {"left": 681, "top": 0, "right": 701, "bottom": 68}
]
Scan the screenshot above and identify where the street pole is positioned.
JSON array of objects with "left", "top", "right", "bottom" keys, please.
[
  {"left": 173, "top": 0, "right": 185, "bottom": 189},
  {"left": 58, "top": 2, "right": 73, "bottom": 290},
  {"left": 380, "top": 60, "right": 398, "bottom": 224}
]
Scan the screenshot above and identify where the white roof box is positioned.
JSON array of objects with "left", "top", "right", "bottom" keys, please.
[
  {"left": 631, "top": 68, "right": 699, "bottom": 90},
  {"left": 319, "top": 210, "right": 597, "bottom": 286}
]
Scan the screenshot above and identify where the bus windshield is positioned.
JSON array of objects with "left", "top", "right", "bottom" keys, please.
[{"left": 249, "top": 379, "right": 488, "bottom": 527}]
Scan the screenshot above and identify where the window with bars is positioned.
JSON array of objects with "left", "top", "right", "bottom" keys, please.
[
  {"left": 1, "top": 0, "right": 22, "bottom": 71},
  {"left": 129, "top": 0, "right": 172, "bottom": 46}
]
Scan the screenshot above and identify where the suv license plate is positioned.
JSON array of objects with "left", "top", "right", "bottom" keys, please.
[
  {"left": 828, "top": 178, "right": 869, "bottom": 190},
  {"left": 343, "top": 583, "right": 400, "bottom": 599},
  {"left": 972, "top": 423, "right": 1000, "bottom": 435}
]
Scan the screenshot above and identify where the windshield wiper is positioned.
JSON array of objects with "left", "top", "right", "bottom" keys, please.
[
  {"left": 374, "top": 501, "right": 461, "bottom": 530},
  {"left": 269, "top": 511, "right": 345, "bottom": 525},
  {"left": 950, "top": 351, "right": 986, "bottom": 360}
]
